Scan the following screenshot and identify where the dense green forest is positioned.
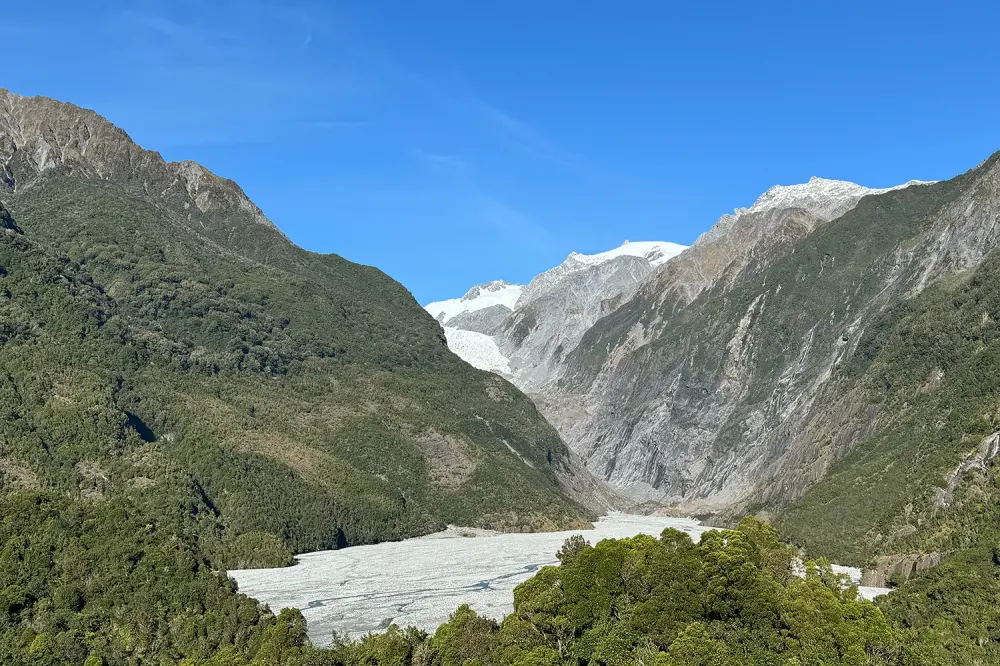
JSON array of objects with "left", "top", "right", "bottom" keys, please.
[
  {"left": 3, "top": 175, "right": 590, "bottom": 545},
  {"left": 778, "top": 245, "right": 1000, "bottom": 564},
  {"left": 0, "top": 160, "right": 589, "bottom": 661}
]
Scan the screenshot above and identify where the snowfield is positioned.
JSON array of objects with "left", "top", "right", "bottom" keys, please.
[
  {"left": 425, "top": 281, "right": 523, "bottom": 325},
  {"left": 563, "top": 240, "right": 688, "bottom": 269},
  {"left": 747, "top": 176, "right": 935, "bottom": 221},
  {"left": 229, "top": 514, "right": 891, "bottom": 647}
]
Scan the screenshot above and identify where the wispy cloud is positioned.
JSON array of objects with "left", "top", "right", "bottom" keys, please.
[
  {"left": 475, "top": 193, "right": 554, "bottom": 251},
  {"left": 412, "top": 148, "right": 469, "bottom": 172},
  {"left": 466, "top": 97, "right": 586, "bottom": 172}
]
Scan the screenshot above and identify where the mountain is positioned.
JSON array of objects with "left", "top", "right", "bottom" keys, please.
[
  {"left": 432, "top": 168, "right": 1000, "bottom": 569},
  {"left": 0, "top": 89, "right": 597, "bottom": 663},
  {"left": 542, "top": 159, "right": 1000, "bottom": 562},
  {"left": 426, "top": 281, "right": 524, "bottom": 374},
  {"left": 536, "top": 176, "right": 940, "bottom": 503},
  {"left": 425, "top": 240, "right": 687, "bottom": 384},
  {"left": 420, "top": 158, "right": 1000, "bottom": 659},
  {"left": 426, "top": 280, "right": 524, "bottom": 332}
]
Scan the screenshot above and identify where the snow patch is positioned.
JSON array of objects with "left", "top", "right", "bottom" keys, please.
[
  {"left": 425, "top": 280, "right": 523, "bottom": 325},
  {"left": 564, "top": 240, "right": 688, "bottom": 270},
  {"left": 747, "top": 176, "right": 934, "bottom": 221}
]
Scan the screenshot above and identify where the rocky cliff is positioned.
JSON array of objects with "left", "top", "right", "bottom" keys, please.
[
  {"left": 1, "top": 88, "right": 287, "bottom": 261},
  {"left": 425, "top": 241, "right": 687, "bottom": 388},
  {"left": 551, "top": 160, "right": 1000, "bottom": 522}
]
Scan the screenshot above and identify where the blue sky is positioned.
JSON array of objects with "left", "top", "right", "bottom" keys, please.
[{"left": 5, "top": 1, "right": 1000, "bottom": 303}]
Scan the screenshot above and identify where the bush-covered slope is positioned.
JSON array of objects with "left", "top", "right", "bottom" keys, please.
[
  {"left": 777, "top": 247, "right": 1000, "bottom": 564},
  {"left": 0, "top": 91, "right": 593, "bottom": 663},
  {"left": 4, "top": 175, "right": 590, "bottom": 547}
]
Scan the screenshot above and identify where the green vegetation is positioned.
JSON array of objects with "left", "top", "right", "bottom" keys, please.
[
  {"left": 2, "top": 99, "right": 998, "bottom": 662},
  {"left": 778, "top": 248, "right": 1000, "bottom": 563},
  {"left": 0, "top": 171, "right": 590, "bottom": 663},
  {"left": 552, "top": 151, "right": 1000, "bottom": 661},
  {"left": 566, "top": 163, "right": 974, "bottom": 390},
  {"left": 2, "top": 174, "right": 589, "bottom": 547},
  {"left": 773, "top": 246, "right": 1000, "bottom": 661},
  {"left": 877, "top": 540, "right": 1000, "bottom": 665}
]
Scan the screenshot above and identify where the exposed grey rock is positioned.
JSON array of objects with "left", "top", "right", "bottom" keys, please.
[
  {"left": 426, "top": 243, "right": 687, "bottom": 395},
  {"left": 861, "top": 552, "right": 945, "bottom": 587},
  {"left": 0, "top": 88, "right": 286, "bottom": 257},
  {"left": 447, "top": 304, "right": 512, "bottom": 335},
  {"left": 500, "top": 253, "right": 658, "bottom": 392},
  {"left": 543, "top": 156, "right": 1000, "bottom": 513},
  {"left": 935, "top": 431, "right": 1000, "bottom": 508}
]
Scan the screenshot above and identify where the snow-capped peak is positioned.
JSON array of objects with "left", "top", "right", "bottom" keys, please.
[
  {"left": 747, "top": 176, "right": 934, "bottom": 221},
  {"left": 460, "top": 280, "right": 520, "bottom": 302},
  {"left": 564, "top": 240, "right": 688, "bottom": 270},
  {"left": 425, "top": 281, "right": 524, "bottom": 325}
]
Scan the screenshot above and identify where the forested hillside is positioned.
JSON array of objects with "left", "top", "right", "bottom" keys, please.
[{"left": 0, "top": 91, "right": 593, "bottom": 663}]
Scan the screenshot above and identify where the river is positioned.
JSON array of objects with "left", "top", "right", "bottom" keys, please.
[{"left": 228, "top": 514, "right": 888, "bottom": 647}]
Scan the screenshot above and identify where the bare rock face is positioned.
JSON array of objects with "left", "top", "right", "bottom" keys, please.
[
  {"left": 447, "top": 304, "right": 512, "bottom": 336},
  {"left": 861, "top": 552, "right": 945, "bottom": 587},
  {"left": 0, "top": 88, "right": 284, "bottom": 255},
  {"left": 426, "top": 242, "right": 687, "bottom": 389},
  {"left": 550, "top": 158, "right": 1000, "bottom": 512},
  {"left": 500, "top": 252, "right": 660, "bottom": 392}
]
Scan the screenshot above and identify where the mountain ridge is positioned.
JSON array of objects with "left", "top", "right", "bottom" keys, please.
[
  {"left": 425, "top": 159, "right": 1000, "bottom": 567},
  {"left": 425, "top": 240, "right": 689, "bottom": 381},
  {"left": 546, "top": 151, "right": 1000, "bottom": 544},
  {"left": 0, "top": 88, "right": 598, "bottom": 552}
]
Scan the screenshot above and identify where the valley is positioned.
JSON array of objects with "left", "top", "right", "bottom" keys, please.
[
  {"left": 230, "top": 515, "right": 711, "bottom": 645},
  {"left": 1, "top": 85, "right": 999, "bottom": 663},
  {"left": 231, "top": 514, "right": 893, "bottom": 645}
]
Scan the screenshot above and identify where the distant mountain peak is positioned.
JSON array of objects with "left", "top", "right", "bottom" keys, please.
[
  {"left": 461, "top": 280, "right": 520, "bottom": 301},
  {"left": 563, "top": 240, "right": 688, "bottom": 270},
  {"left": 425, "top": 281, "right": 524, "bottom": 326},
  {"left": 427, "top": 239, "right": 689, "bottom": 385},
  {"left": 697, "top": 176, "right": 934, "bottom": 248},
  {"left": 747, "top": 176, "right": 934, "bottom": 221}
]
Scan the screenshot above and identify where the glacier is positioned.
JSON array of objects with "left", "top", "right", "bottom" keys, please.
[
  {"left": 442, "top": 327, "right": 511, "bottom": 374},
  {"left": 425, "top": 280, "right": 524, "bottom": 325}
]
